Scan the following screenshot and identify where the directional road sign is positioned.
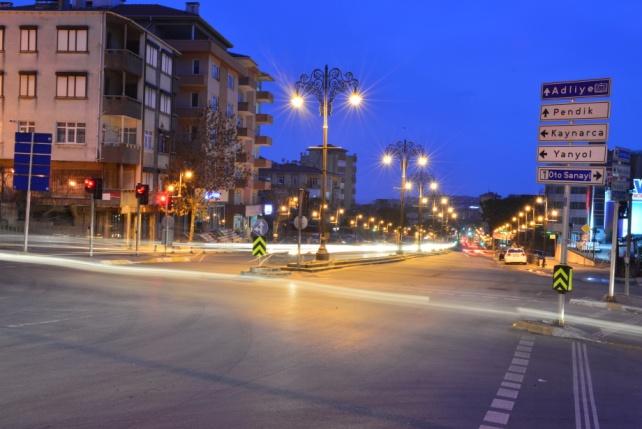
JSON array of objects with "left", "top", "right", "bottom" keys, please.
[
  {"left": 251, "top": 218, "right": 269, "bottom": 237},
  {"left": 13, "top": 132, "right": 53, "bottom": 192},
  {"left": 293, "top": 215, "right": 308, "bottom": 230},
  {"left": 552, "top": 264, "right": 573, "bottom": 293},
  {"left": 540, "top": 102, "right": 610, "bottom": 121},
  {"left": 542, "top": 78, "right": 610, "bottom": 100},
  {"left": 536, "top": 144, "right": 607, "bottom": 164},
  {"left": 252, "top": 235, "right": 267, "bottom": 257},
  {"left": 538, "top": 124, "right": 608, "bottom": 142},
  {"left": 537, "top": 167, "right": 606, "bottom": 185}
]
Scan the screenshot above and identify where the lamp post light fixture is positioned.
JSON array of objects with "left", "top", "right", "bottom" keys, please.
[
  {"left": 291, "top": 65, "right": 361, "bottom": 261},
  {"left": 382, "top": 139, "right": 427, "bottom": 254}
]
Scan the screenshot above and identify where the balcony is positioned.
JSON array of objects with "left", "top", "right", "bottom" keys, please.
[
  {"left": 239, "top": 76, "right": 256, "bottom": 89},
  {"left": 255, "top": 135, "right": 272, "bottom": 146},
  {"left": 237, "top": 127, "right": 255, "bottom": 140},
  {"left": 237, "top": 101, "right": 254, "bottom": 116},
  {"left": 253, "top": 179, "right": 271, "bottom": 191},
  {"left": 104, "top": 50, "right": 143, "bottom": 76},
  {"left": 175, "top": 107, "right": 203, "bottom": 118},
  {"left": 256, "top": 113, "right": 273, "bottom": 125},
  {"left": 253, "top": 157, "right": 272, "bottom": 169},
  {"left": 256, "top": 91, "right": 274, "bottom": 104},
  {"left": 101, "top": 143, "right": 140, "bottom": 165},
  {"left": 179, "top": 74, "right": 206, "bottom": 87},
  {"left": 103, "top": 96, "right": 142, "bottom": 120}
]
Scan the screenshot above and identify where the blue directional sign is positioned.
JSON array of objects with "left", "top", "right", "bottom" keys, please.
[
  {"left": 541, "top": 78, "right": 610, "bottom": 100},
  {"left": 537, "top": 167, "right": 606, "bottom": 186},
  {"left": 13, "top": 132, "right": 53, "bottom": 192}
]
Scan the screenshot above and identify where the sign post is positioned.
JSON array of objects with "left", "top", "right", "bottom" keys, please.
[
  {"left": 251, "top": 218, "right": 269, "bottom": 264},
  {"left": 13, "top": 132, "right": 52, "bottom": 253},
  {"left": 297, "top": 188, "right": 304, "bottom": 266},
  {"left": 552, "top": 264, "right": 573, "bottom": 326},
  {"left": 607, "top": 201, "right": 619, "bottom": 301},
  {"left": 90, "top": 196, "right": 95, "bottom": 257}
]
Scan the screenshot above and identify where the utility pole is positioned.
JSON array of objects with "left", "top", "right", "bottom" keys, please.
[
  {"left": 625, "top": 192, "right": 633, "bottom": 296},
  {"left": 607, "top": 201, "right": 619, "bottom": 301}
]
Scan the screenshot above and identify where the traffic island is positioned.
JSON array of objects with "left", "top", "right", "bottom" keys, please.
[
  {"left": 282, "top": 250, "right": 449, "bottom": 272},
  {"left": 512, "top": 320, "right": 591, "bottom": 340},
  {"left": 570, "top": 294, "right": 642, "bottom": 315}
]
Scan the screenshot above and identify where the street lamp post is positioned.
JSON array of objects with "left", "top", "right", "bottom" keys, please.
[
  {"left": 382, "top": 140, "right": 426, "bottom": 253},
  {"left": 291, "top": 65, "right": 361, "bottom": 261}
]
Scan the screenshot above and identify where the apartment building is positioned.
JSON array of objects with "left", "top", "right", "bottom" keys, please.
[
  {"left": 0, "top": 1, "right": 178, "bottom": 239},
  {"left": 300, "top": 144, "right": 357, "bottom": 211},
  {"left": 111, "top": 1, "right": 274, "bottom": 231}
]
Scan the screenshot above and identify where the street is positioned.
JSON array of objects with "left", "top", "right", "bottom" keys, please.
[{"left": 1, "top": 251, "right": 641, "bottom": 428}]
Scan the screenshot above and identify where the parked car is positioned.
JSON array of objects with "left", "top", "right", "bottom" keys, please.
[{"left": 504, "top": 247, "right": 528, "bottom": 264}]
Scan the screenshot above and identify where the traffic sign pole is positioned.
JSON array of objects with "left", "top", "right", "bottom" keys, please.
[
  {"left": 23, "top": 133, "right": 35, "bottom": 253},
  {"left": 89, "top": 195, "right": 95, "bottom": 257},
  {"left": 625, "top": 191, "right": 633, "bottom": 296},
  {"left": 135, "top": 200, "right": 141, "bottom": 256},
  {"left": 607, "top": 201, "right": 618, "bottom": 301},
  {"left": 297, "top": 188, "right": 303, "bottom": 267}
]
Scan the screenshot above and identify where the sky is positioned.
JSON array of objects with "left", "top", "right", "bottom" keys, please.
[{"left": 19, "top": 0, "right": 642, "bottom": 202}]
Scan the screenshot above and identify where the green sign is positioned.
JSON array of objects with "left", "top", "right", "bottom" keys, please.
[
  {"left": 252, "top": 235, "right": 267, "bottom": 257},
  {"left": 552, "top": 264, "right": 573, "bottom": 293}
]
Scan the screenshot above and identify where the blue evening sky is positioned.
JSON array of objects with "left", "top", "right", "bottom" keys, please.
[{"left": 20, "top": 0, "right": 642, "bottom": 201}]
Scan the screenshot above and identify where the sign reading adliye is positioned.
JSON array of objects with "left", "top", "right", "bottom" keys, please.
[
  {"left": 541, "top": 78, "right": 610, "bottom": 100},
  {"left": 536, "top": 144, "right": 607, "bottom": 164}
]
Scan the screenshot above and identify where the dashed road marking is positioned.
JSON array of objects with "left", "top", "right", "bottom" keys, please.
[{"left": 481, "top": 335, "right": 535, "bottom": 428}]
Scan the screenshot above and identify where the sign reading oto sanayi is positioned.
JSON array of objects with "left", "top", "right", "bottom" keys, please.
[
  {"left": 537, "top": 144, "right": 607, "bottom": 164},
  {"left": 541, "top": 78, "right": 610, "bottom": 100},
  {"left": 540, "top": 102, "right": 610, "bottom": 121},
  {"left": 537, "top": 167, "right": 606, "bottom": 185},
  {"left": 538, "top": 124, "right": 608, "bottom": 142}
]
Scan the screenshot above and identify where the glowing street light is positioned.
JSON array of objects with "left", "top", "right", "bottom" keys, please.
[{"left": 290, "top": 94, "right": 304, "bottom": 109}]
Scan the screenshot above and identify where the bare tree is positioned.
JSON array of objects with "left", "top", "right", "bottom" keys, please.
[{"left": 170, "top": 108, "right": 250, "bottom": 241}]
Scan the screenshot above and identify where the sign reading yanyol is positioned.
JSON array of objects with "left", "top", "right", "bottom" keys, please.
[
  {"left": 538, "top": 124, "right": 608, "bottom": 142},
  {"left": 537, "top": 144, "right": 607, "bottom": 164},
  {"left": 541, "top": 78, "right": 610, "bottom": 100},
  {"left": 537, "top": 167, "right": 605, "bottom": 185},
  {"left": 540, "top": 102, "right": 610, "bottom": 121}
]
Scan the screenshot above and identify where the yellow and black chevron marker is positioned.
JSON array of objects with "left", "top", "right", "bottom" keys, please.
[
  {"left": 552, "top": 264, "right": 573, "bottom": 293},
  {"left": 252, "top": 235, "right": 267, "bottom": 257}
]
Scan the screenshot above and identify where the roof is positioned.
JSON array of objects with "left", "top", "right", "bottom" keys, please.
[
  {"left": 109, "top": 4, "right": 233, "bottom": 48},
  {"left": 306, "top": 144, "right": 347, "bottom": 152},
  {"left": 266, "top": 163, "right": 322, "bottom": 174}
]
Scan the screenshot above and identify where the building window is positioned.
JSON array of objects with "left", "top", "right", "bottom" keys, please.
[
  {"left": 210, "top": 95, "right": 219, "bottom": 111},
  {"left": 123, "top": 127, "right": 137, "bottom": 146},
  {"left": 227, "top": 74, "right": 235, "bottom": 90},
  {"left": 226, "top": 102, "right": 234, "bottom": 118},
  {"left": 0, "top": 72, "right": 3, "bottom": 97},
  {"left": 158, "top": 133, "right": 169, "bottom": 153},
  {"left": 146, "top": 44, "right": 158, "bottom": 67},
  {"left": 192, "top": 59, "right": 200, "bottom": 75},
  {"left": 160, "top": 93, "right": 171, "bottom": 114},
  {"left": 56, "top": 73, "right": 87, "bottom": 98},
  {"left": 277, "top": 175, "right": 285, "bottom": 185},
  {"left": 56, "top": 122, "right": 86, "bottom": 144},
  {"left": 211, "top": 64, "right": 220, "bottom": 80},
  {"left": 18, "top": 121, "right": 35, "bottom": 133},
  {"left": 570, "top": 202, "right": 586, "bottom": 210},
  {"left": 19, "top": 72, "right": 37, "bottom": 98},
  {"left": 0, "top": 27, "right": 4, "bottom": 52},
  {"left": 160, "top": 52, "right": 172, "bottom": 75},
  {"left": 144, "top": 86, "right": 157, "bottom": 108},
  {"left": 144, "top": 130, "right": 153, "bottom": 150},
  {"left": 191, "top": 92, "right": 199, "bottom": 108},
  {"left": 57, "top": 27, "right": 88, "bottom": 52},
  {"left": 309, "top": 177, "right": 319, "bottom": 187},
  {"left": 20, "top": 27, "right": 37, "bottom": 52}
]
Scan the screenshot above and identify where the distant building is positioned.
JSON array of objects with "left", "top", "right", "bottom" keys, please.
[{"left": 300, "top": 144, "right": 357, "bottom": 211}]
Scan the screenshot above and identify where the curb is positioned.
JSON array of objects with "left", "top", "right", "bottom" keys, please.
[
  {"left": 100, "top": 255, "right": 193, "bottom": 265},
  {"left": 570, "top": 298, "right": 642, "bottom": 315},
  {"left": 282, "top": 250, "right": 449, "bottom": 272},
  {"left": 512, "top": 320, "right": 595, "bottom": 341}
]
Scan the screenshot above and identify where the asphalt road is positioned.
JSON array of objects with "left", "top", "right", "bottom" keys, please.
[{"left": 1, "top": 251, "right": 641, "bottom": 428}]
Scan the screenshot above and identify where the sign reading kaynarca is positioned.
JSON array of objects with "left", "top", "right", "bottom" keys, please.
[
  {"left": 538, "top": 124, "right": 608, "bottom": 142},
  {"left": 541, "top": 78, "right": 610, "bottom": 100}
]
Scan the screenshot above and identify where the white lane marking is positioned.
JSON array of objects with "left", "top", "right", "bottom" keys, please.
[
  {"left": 504, "top": 372, "right": 524, "bottom": 383},
  {"left": 514, "top": 351, "right": 531, "bottom": 359},
  {"left": 508, "top": 365, "right": 527, "bottom": 374},
  {"left": 484, "top": 410, "right": 510, "bottom": 425},
  {"left": 497, "top": 387, "right": 519, "bottom": 399},
  {"left": 572, "top": 343, "right": 581, "bottom": 429},
  {"left": 578, "top": 342, "right": 591, "bottom": 428},
  {"left": 4, "top": 315, "right": 91, "bottom": 328},
  {"left": 491, "top": 398, "right": 515, "bottom": 411},
  {"left": 516, "top": 345, "right": 532, "bottom": 352},
  {"left": 501, "top": 381, "right": 521, "bottom": 389},
  {"left": 582, "top": 343, "right": 600, "bottom": 429},
  {"left": 519, "top": 339, "right": 534, "bottom": 347},
  {"left": 479, "top": 425, "right": 503, "bottom": 429},
  {"left": 511, "top": 358, "right": 529, "bottom": 366}
]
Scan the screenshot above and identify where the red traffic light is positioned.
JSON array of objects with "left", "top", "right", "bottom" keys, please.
[
  {"left": 158, "top": 193, "right": 168, "bottom": 204},
  {"left": 84, "top": 178, "right": 96, "bottom": 193}
]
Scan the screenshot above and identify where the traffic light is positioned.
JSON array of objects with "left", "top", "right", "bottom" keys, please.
[
  {"left": 618, "top": 201, "right": 628, "bottom": 219},
  {"left": 84, "top": 177, "right": 103, "bottom": 200},
  {"left": 135, "top": 183, "right": 149, "bottom": 205}
]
